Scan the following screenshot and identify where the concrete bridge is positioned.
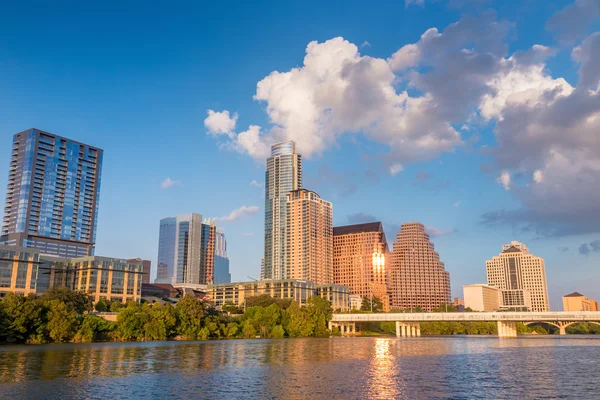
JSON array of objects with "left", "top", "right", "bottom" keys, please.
[{"left": 330, "top": 311, "right": 600, "bottom": 338}]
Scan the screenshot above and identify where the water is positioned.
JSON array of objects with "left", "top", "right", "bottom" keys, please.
[{"left": 0, "top": 336, "right": 599, "bottom": 399}]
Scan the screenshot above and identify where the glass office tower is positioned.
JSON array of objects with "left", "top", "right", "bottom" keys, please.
[
  {"left": 263, "top": 141, "right": 302, "bottom": 281},
  {"left": 1, "top": 128, "right": 103, "bottom": 257},
  {"left": 214, "top": 229, "right": 230, "bottom": 284}
]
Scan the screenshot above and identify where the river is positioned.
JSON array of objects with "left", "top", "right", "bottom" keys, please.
[{"left": 0, "top": 336, "right": 598, "bottom": 399}]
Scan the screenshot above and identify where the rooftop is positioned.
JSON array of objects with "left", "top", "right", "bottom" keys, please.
[
  {"left": 564, "top": 292, "right": 585, "bottom": 298},
  {"left": 334, "top": 222, "right": 383, "bottom": 236}
]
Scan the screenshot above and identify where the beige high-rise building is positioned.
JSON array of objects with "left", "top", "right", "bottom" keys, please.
[
  {"left": 333, "top": 222, "right": 390, "bottom": 310},
  {"left": 486, "top": 241, "right": 549, "bottom": 312},
  {"left": 563, "top": 292, "right": 599, "bottom": 311},
  {"left": 286, "top": 189, "right": 333, "bottom": 285},
  {"left": 389, "top": 222, "right": 451, "bottom": 311}
]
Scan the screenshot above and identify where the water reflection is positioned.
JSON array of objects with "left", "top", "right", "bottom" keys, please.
[{"left": 0, "top": 337, "right": 599, "bottom": 399}]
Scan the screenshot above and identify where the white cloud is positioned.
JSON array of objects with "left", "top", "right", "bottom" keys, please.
[
  {"left": 250, "top": 180, "right": 263, "bottom": 188},
  {"left": 453, "top": 201, "right": 461, "bottom": 207},
  {"left": 361, "top": 41, "right": 371, "bottom": 48},
  {"left": 218, "top": 205, "right": 260, "bottom": 222},
  {"left": 425, "top": 226, "right": 456, "bottom": 237},
  {"left": 405, "top": 0, "right": 425, "bottom": 6},
  {"left": 206, "top": 15, "right": 600, "bottom": 235},
  {"left": 161, "top": 177, "right": 182, "bottom": 189},
  {"left": 389, "top": 164, "right": 404, "bottom": 176},
  {"left": 497, "top": 171, "right": 511, "bottom": 191},
  {"left": 204, "top": 110, "right": 238, "bottom": 138}
]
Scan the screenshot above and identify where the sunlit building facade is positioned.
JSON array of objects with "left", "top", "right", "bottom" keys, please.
[
  {"left": 389, "top": 222, "right": 451, "bottom": 311},
  {"left": 563, "top": 292, "right": 599, "bottom": 312},
  {"left": 263, "top": 141, "right": 302, "bottom": 280},
  {"left": 1, "top": 128, "right": 103, "bottom": 257},
  {"left": 206, "top": 279, "right": 349, "bottom": 311},
  {"left": 286, "top": 189, "right": 333, "bottom": 285},
  {"left": 486, "top": 241, "right": 549, "bottom": 312},
  {"left": 214, "top": 229, "right": 230, "bottom": 284},
  {"left": 0, "top": 244, "right": 41, "bottom": 296},
  {"left": 333, "top": 222, "right": 390, "bottom": 311},
  {"left": 463, "top": 284, "right": 501, "bottom": 312}
]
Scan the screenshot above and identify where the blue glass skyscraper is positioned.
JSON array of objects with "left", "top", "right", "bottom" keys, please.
[{"left": 1, "top": 128, "right": 103, "bottom": 257}]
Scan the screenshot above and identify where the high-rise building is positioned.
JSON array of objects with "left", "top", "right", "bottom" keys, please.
[
  {"left": 389, "top": 222, "right": 451, "bottom": 311},
  {"left": 213, "top": 229, "right": 230, "bottom": 284},
  {"left": 286, "top": 189, "right": 333, "bottom": 285},
  {"left": 333, "top": 222, "right": 390, "bottom": 310},
  {"left": 1, "top": 128, "right": 103, "bottom": 257},
  {"left": 264, "top": 141, "right": 302, "bottom": 280},
  {"left": 563, "top": 292, "right": 598, "bottom": 312},
  {"left": 155, "top": 214, "right": 226, "bottom": 285},
  {"left": 486, "top": 241, "right": 549, "bottom": 312}
]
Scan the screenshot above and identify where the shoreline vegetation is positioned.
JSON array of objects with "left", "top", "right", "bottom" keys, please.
[{"left": 1, "top": 289, "right": 598, "bottom": 345}]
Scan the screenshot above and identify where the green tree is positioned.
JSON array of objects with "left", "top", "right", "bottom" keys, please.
[
  {"left": 95, "top": 299, "right": 109, "bottom": 312},
  {"left": 40, "top": 287, "right": 92, "bottom": 314},
  {"left": 175, "top": 295, "right": 205, "bottom": 339},
  {"left": 46, "top": 299, "right": 78, "bottom": 342},
  {"left": 306, "top": 296, "right": 333, "bottom": 336},
  {"left": 115, "top": 303, "right": 149, "bottom": 341},
  {"left": 431, "top": 303, "right": 457, "bottom": 313},
  {"left": 361, "top": 297, "right": 384, "bottom": 313},
  {"left": 75, "top": 314, "right": 115, "bottom": 342},
  {"left": 283, "top": 301, "right": 313, "bottom": 337}
]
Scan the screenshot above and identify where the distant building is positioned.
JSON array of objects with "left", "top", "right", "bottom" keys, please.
[
  {"left": 486, "top": 241, "right": 549, "bottom": 312},
  {"left": 563, "top": 292, "right": 599, "bottom": 311},
  {"left": 1, "top": 128, "right": 103, "bottom": 258},
  {"left": 264, "top": 141, "right": 302, "bottom": 281},
  {"left": 206, "top": 279, "right": 349, "bottom": 311},
  {"left": 452, "top": 297, "right": 465, "bottom": 312},
  {"left": 287, "top": 189, "right": 333, "bottom": 285},
  {"left": 155, "top": 214, "right": 227, "bottom": 285},
  {"left": 463, "top": 284, "right": 501, "bottom": 312},
  {"left": 213, "top": 230, "right": 230, "bottom": 284},
  {"left": 349, "top": 295, "right": 362, "bottom": 310},
  {"left": 128, "top": 258, "right": 151, "bottom": 284},
  {"left": 333, "top": 222, "right": 390, "bottom": 311},
  {"left": 389, "top": 222, "right": 451, "bottom": 311}
]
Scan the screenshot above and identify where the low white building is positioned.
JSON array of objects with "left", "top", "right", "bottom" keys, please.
[{"left": 463, "top": 284, "right": 501, "bottom": 312}]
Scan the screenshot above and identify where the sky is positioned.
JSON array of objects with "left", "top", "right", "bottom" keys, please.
[{"left": 1, "top": 0, "right": 599, "bottom": 309}]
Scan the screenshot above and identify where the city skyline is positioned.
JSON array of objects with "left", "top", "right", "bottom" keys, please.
[{"left": 1, "top": 0, "right": 599, "bottom": 309}]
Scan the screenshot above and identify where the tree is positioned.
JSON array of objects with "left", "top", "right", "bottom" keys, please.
[
  {"left": 432, "top": 303, "right": 457, "bottom": 313},
  {"left": 46, "top": 299, "right": 78, "bottom": 342},
  {"left": 306, "top": 296, "right": 333, "bottom": 336},
  {"left": 75, "top": 314, "right": 115, "bottom": 342},
  {"left": 361, "top": 297, "right": 383, "bottom": 313},
  {"left": 283, "top": 301, "right": 313, "bottom": 337},
  {"left": 115, "top": 303, "right": 149, "bottom": 341},
  {"left": 175, "top": 295, "right": 204, "bottom": 339},
  {"left": 95, "top": 299, "right": 109, "bottom": 312},
  {"left": 41, "top": 287, "right": 92, "bottom": 314}
]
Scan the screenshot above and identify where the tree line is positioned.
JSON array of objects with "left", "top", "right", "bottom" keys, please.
[{"left": 0, "top": 289, "right": 335, "bottom": 344}]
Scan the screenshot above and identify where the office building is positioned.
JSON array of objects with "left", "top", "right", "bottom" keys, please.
[
  {"left": 0, "top": 244, "right": 41, "bottom": 296},
  {"left": 0, "top": 244, "right": 143, "bottom": 302},
  {"left": 213, "top": 230, "right": 231, "bottom": 284},
  {"left": 389, "top": 222, "right": 451, "bottom": 311},
  {"left": 264, "top": 141, "right": 302, "bottom": 280},
  {"left": 1, "top": 128, "right": 103, "bottom": 257},
  {"left": 500, "top": 289, "right": 532, "bottom": 311},
  {"left": 333, "top": 222, "right": 390, "bottom": 311},
  {"left": 287, "top": 189, "right": 333, "bottom": 285},
  {"left": 463, "top": 284, "right": 501, "bottom": 312},
  {"left": 206, "top": 279, "right": 349, "bottom": 311},
  {"left": 128, "top": 258, "right": 151, "bottom": 284},
  {"left": 156, "top": 214, "right": 227, "bottom": 285},
  {"left": 563, "top": 292, "right": 599, "bottom": 311},
  {"left": 486, "top": 241, "right": 549, "bottom": 312}
]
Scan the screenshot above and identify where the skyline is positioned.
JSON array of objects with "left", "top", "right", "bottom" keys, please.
[{"left": 1, "top": 0, "right": 599, "bottom": 308}]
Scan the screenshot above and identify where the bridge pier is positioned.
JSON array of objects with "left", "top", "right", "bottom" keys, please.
[
  {"left": 497, "top": 321, "right": 517, "bottom": 338},
  {"left": 395, "top": 322, "right": 421, "bottom": 338},
  {"left": 331, "top": 322, "right": 356, "bottom": 336}
]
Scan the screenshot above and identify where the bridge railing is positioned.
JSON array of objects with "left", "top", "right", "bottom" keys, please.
[{"left": 331, "top": 311, "right": 600, "bottom": 323}]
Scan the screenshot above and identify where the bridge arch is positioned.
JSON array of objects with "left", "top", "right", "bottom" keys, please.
[{"left": 523, "top": 321, "right": 600, "bottom": 335}]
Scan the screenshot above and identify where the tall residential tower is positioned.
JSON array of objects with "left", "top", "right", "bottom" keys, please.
[
  {"left": 287, "top": 189, "right": 333, "bottom": 285},
  {"left": 263, "top": 141, "right": 302, "bottom": 280},
  {"left": 1, "top": 128, "right": 103, "bottom": 257}
]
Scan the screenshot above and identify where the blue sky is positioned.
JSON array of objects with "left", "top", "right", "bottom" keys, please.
[{"left": 1, "top": 0, "right": 599, "bottom": 309}]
